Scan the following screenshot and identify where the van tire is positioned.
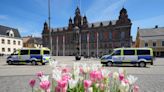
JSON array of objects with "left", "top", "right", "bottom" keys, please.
[
  {"left": 8, "top": 60, "right": 12, "bottom": 65},
  {"left": 31, "top": 60, "right": 36, "bottom": 65},
  {"left": 139, "top": 61, "right": 146, "bottom": 67},
  {"left": 42, "top": 63, "right": 45, "bottom": 65},
  {"left": 107, "top": 61, "right": 113, "bottom": 66}
]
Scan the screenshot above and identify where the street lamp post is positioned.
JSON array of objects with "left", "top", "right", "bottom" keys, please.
[
  {"left": 74, "top": 26, "right": 81, "bottom": 60},
  {"left": 48, "top": 0, "right": 52, "bottom": 56}
]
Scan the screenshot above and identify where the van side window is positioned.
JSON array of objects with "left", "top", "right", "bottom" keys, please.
[
  {"left": 114, "top": 50, "right": 121, "bottom": 55},
  {"left": 137, "top": 50, "right": 150, "bottom": 55},
  {"left": 20, "top": 50, "right": 28, "bottom": 55},
  {"left": 124, "top": 50, "right": 135, "bottom": 55},
  {"left": 30, "top": 50, "right": 40, "bottom": 54}
]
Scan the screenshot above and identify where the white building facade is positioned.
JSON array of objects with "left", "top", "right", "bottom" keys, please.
[{"left": 0, "top": 25, "right": 22, "bottom": 55}]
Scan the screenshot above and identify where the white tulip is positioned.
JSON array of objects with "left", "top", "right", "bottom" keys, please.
[
  {"left": 88, "top": 87, "right": 93, "bottom": 92},
  {"left": 119, "top": 81, "right": 129, "bottom": 92},
  {"left": 49, "top": 60, "right": 58, "bottom": 69},
  {"left": 40, "top": 75, "right": 49, "bottom": 81},
  {"left": 68, "top": 79, "right": 78, "bottom": 89},
  {"left": 101, "top": 69, "right": 111, "bottom": 78},
  {"left": 127, "top": 75, "right": 138, "bottom": 85},
  {"left": 52, "top": 69, "right": 62, "bottom": 81},
  {"left": 113, "top": 72, "right": 119, "bottom": 80}
]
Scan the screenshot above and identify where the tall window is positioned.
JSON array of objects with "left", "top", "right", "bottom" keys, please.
[
  {"left": 8, "top": 40, "right": 10, "bottom": 44},
  {"left": 145, "top": 43, "right": 148, "bottom": 47},
  {"left": 2, "top": 39, "right": 5, "bottom": 44},
  {"left": 18, "top": 41, "right": 21, "bottom": 45},
  {"left": 2, "top": 48, "right": 5, "bottom": 52},
  {"left": 109, "top": 32, "right": 112, "bottom": 40},
  {"left": 90, "top": 32, "right": 95, "bottom": 42},
  {"left": 99, "top": 32, "right": 103, "bottom": 41},
  {"left": 8, "top": 48, "right": 11, "bottom": 52},
  {"left": 121, "top": 32, "right": 125, "bottom": 39},
  {"left": 162, "top": 41, "right": 164, "bottom": 46},
  {"left": 13, "top": 40, "right": 16, "bottom": 45},
  {"left": 153, "top": 42, "right": 156, "bottom": 47}
]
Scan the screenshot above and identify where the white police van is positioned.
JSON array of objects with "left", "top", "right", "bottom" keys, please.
[
  {"left": 101, "top": 48, "right": 154, "bottom": 67},
  {"left": 6, "top": 48, "right": 50, "bottom": 65}
]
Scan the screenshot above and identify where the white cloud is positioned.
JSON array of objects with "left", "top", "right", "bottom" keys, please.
[
  {"left": 0, "top": 15, "right": 8, "bottom": 20},
  {"left": 86, "top": 0, "right": 127, "bottom": 22}
]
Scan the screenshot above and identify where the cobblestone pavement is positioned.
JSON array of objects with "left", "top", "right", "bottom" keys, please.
[{"left": 0, "top": 56, "right": 164, "bottom": 92}]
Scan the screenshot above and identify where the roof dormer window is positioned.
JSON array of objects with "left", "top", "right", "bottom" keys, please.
[{"left": 6, "top": 29, "right": 14, "bottom": 37}]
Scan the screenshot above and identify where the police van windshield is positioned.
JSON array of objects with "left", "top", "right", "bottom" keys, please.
[
  {"left": 44, "top": 50, "right": 50, "bottom": 55},
  {"left": 11, "top": 50, "right": 19, "bottom": 55}
]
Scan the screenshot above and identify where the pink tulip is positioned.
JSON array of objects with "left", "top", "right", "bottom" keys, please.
[
  {"left": 100, "top": 83, "right": 104, "bottom": 90},
  {"left": 62, "top": 74, "right": 71, "bottom": 81},
  {"left": 123, "top": 79, "right": 129, "bottom": 84},
  {"left": 133, "top": 85, "right": 139, "bottom": 92},
  {"left": 40, "top": 80, "right": 51, "bottom": 91},
  {"left": 119, "top": 73, "right": 124, "bottom": 81},
  {"left": 57, "top": 80, "right": 67, "bottom": 88},
  {"left": 36, "top": 71, "right": 43, "bottom": 78},
  {"left": 80, "top": 67, "right": 84, "bottom": 74},
  {"left": 29, "top": 79, "right": 36, "bottom": 88},
  {"left": 84, "top": 80, "right": 92, "bottom": 89},
  {"left": 62, "top": 68, "right": 69, "bottom": 73},
  {"left": 55, "top": 86, "right": 60, "bottom": 92},
  {"left": 90, "top": 70, "right": 103, "bottom": 82}
]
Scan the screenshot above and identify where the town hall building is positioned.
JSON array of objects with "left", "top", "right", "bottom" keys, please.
[{"left": 42, "top": 7, "right": 132, "bottom": 56}]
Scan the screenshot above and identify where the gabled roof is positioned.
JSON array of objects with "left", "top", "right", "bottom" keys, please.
[
  {"left": 0, "top": 25, "right": 21, "bottom": 38},
  {"left": 138, "top": 27, "right": 164, "bottom": 37},
  {"left": 27, "top": 37, "right": 42, "bottom": 45}
]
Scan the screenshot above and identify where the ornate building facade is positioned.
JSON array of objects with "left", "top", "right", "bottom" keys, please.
[{"left": 42, "top": 7, "right": 132, "bottom": 56}]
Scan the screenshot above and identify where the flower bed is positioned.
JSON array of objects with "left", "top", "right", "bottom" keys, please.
[{"left": 29, "top": 61, "right": 139, "bottom": 92}]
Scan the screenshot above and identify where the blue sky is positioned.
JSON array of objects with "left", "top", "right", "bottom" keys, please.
[{"left": 0, "top": 0, "right": 164, "bottom": 41}]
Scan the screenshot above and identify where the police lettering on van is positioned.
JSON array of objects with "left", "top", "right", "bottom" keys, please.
[{"left": 101, "top": 48, "right": 154, "bottom": 67}]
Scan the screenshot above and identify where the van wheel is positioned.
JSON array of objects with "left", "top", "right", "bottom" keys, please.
[
  {"left": 42, "top": 63, "right": 45, "bottom": 65},
  {"left": 139, "top": 62, "right": 146, "bottom": 67},
  {"left": 107, "top": 61, "right": 113, "bottom": 66},
  {"left": 31, "top": 61, "right": 36, "bottom": 65},
  {"left": 8, "top": 60, "right": 12, "bottom": 65}
]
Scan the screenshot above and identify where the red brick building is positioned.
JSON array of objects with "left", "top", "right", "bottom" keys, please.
[{"left": 42, "top": 7, "right": 132, "bottom": 56}]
